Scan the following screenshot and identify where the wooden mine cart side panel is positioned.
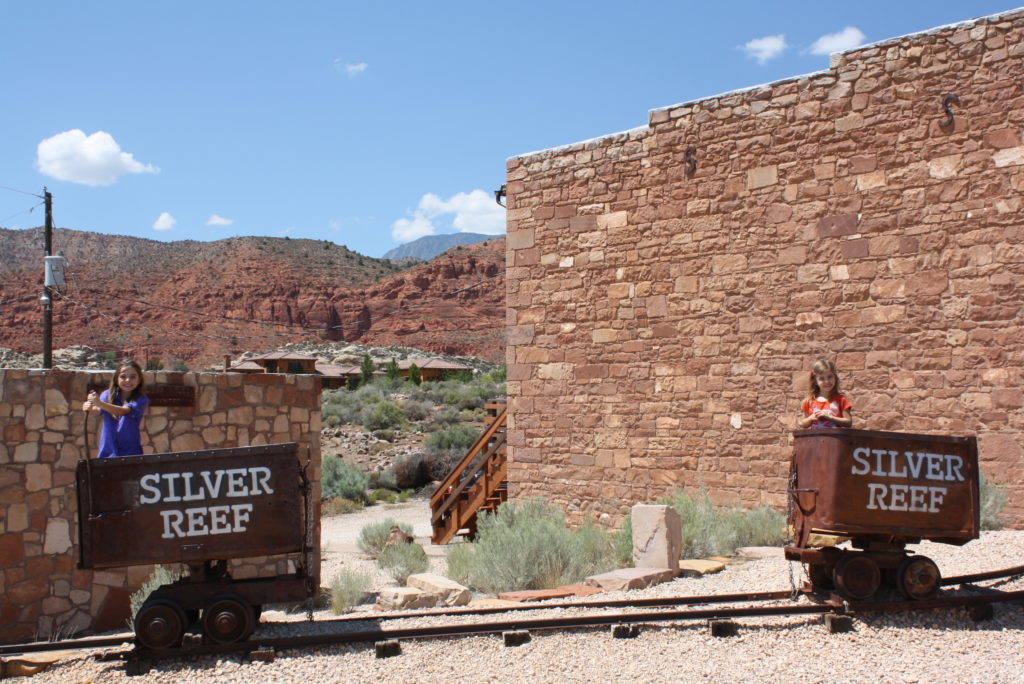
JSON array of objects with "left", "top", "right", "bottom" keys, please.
[
  {"left": 77, "top": 443, "right": 305, "bottom": 569},
  {"left": 790, "top": 428, "right": 979, "bottom": 546}
]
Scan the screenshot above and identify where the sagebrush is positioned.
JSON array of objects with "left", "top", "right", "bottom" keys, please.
[
  {"left": 129, "top": 565, "right": 181, "bottom": 625},
  {"left": 358, "top": 518, "right": 416, "bottom": 558},
  {"left": 321, "top": 454, "right": 369, "bottom": 502},
  {"left": 446, "top": 499, "right": 618, "bottom": 594},
  {"left": 377, "top": 542, "right": 429, "bottom": 584},
  {"left": 980, "top": 471, "right": 1008, "bottom": 530},
  {"left": 330, "top": 568, "right": 373, "bottom": 613},
  {"left": 654, "top": 489, "right": 786, "bottom": 559}
]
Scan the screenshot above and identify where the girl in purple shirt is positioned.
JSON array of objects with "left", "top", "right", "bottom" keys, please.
[{"left": 83, "top": 360, "right": 149, "bottom": 458}]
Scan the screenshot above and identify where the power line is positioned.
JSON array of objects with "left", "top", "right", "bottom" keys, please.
[
  {"left": 0, "top": 184, "right": 44, "bottom": 199},
  {"left": 0, "top": 201, "right": 44, "bottom": 225}
]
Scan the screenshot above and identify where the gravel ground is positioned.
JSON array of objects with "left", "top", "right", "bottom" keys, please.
[{"left": 18, "top": 500, "right": 1024, "bottom": 683}]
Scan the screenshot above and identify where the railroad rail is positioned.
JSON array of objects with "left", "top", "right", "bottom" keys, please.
[{"left": 3, "top": 563, "right": 1022, "bottom": 672}]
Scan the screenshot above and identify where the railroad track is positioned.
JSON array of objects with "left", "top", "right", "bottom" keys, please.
[{"left": 4, "top": 563, "right": 1023, "bottom": 672}]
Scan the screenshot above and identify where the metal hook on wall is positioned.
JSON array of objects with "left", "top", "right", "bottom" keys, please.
[
  {"left": 494, "top": 184, "right": 507, "bottom": 208},
  {"left": 684, "top": 146, "right": 698, "bottom": 176},
  {"left": 939, "top": 93, "right": 960, "bottom": 128}
]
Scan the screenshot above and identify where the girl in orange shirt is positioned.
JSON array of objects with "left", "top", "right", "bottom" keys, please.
[{"left": 798, "top": 359, "right": 853, "bottom": 429}]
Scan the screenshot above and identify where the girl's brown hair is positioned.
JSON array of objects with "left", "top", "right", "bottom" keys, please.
[
  {"left": 107, "top": 360, "right": 146, "bottom": 405},
  {"left": 807, "top": 358, "right": 841, "bottom": 401}
]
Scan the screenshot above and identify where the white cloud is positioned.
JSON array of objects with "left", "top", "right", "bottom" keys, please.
[
  {"left": 334, "top": 58, "right": 368, "bottom": 77},
  {"left": 741, "top": 34, "right": 788, "bottom": 64},
  {"left": 152, "top": 212, "right": 176, "bottom": 231},
  {"left": 390, "top": 189, "right": 506, "bottom": 243},
  {"left": 36, "top": 129, "right": 158, "bottom": 186},
  {"left": 206, "top": 214, "right": 234, "bottom": 226},
  {"left": 810, "top": 27, "right": 867, "bottom": 55},
  {"left": 345, "top": 62, "right": 368, "bottom": 77}
]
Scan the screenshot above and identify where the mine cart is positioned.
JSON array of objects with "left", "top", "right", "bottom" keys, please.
[
  {"left": 77, "top": 443, "right": 316, "bottom": 650},
  {"left": 785, "top": 428, "right": 979, "bottom": 602}
]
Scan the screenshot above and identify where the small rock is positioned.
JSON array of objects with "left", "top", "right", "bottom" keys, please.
[
  {"left": 584, "top": 567, "right": 676, "bottom": 591},
  {"left": 678, "top": 559, "right": 727, "bottom": 577},
  {"left": 375, "top": 586, "right": 439, "bottom": 610},
  {"left": 407, "top": 573, "right": 471, "bottom": 606}
]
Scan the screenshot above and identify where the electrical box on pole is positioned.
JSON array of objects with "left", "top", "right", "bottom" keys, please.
[{"left": 44, "top": 255, "right": 66, "bottom": 288}]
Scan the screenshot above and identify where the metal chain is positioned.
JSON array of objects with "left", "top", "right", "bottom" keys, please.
[{"left": 785, "top": 469, "right": 801, "bottom": 600}]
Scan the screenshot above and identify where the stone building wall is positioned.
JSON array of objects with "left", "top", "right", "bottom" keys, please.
[
  {"left": 504, "top": 10, "right": 1024, "bottom": 528},
  {"left": 0, "top": 368, "right": 322, "bottom": 644}
]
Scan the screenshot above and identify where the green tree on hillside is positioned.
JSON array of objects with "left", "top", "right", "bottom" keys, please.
[{"left": 360, "top": 354, "right": 376, "bottom": 386}]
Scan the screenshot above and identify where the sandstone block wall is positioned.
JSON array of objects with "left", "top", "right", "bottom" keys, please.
[
  {"left": 505, "top": 10, "right": 1024, "bottom": 528},
  {"left": 0, "top": 368, "right": 321, "bottom": 644}
]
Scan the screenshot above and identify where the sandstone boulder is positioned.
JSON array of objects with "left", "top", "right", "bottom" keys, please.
[
  {"left": 406, "top": 573, "right": 471, "bottom": 606},
  {"left": 631, "top": 504, "right": 682, "bottom": 571}
]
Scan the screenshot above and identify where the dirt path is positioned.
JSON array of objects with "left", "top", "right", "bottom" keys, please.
[{"left": 317, "top": 494, "right": 447, "bottom": 592}]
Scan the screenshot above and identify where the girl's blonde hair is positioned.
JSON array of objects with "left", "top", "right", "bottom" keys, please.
[{"left": 807, "top": 358, "right": 841, "bottom": 400}]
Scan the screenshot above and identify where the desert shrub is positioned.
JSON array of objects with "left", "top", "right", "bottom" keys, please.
[
  {"left": 368, "top": 469, "right": 398, "bottom": 491},
  {"left": 322, "top": 497, "right": 362, "bottom": 516},
  {"left": 377, "top": 542, "right": 429, "bottom": 584},
  {"left": 362, "top": 401, "right": 404, "bottom": 432},
  {"left": 321, "top": 388, "right": 369, "bottom": 426},
  {"left": 427, "top": 407, "right": 461, "bottom": 429},
  {"left": 330, "top": 568, "right": 373, "bottom": 614},
  {"left": 655, "top": 489, "right": 786, "bottom": 559},
  {"left": 373, "top": 428, "right": 396, "bottom": 442},
  {"left": 401, "top": 399, "right": 433, "bottom": 422},
  {"left": 358, "top": 518, "right": 415, "bottom": 558},
  {"left": 980, "top": 471, "right": 1008, "bottom": 530},
  {"left": 613, "top": 517, "right": 633, "bottom": 567},
  {"left": 484, "top": 366, "right": 506, "bottom": 383},
  {"left": 129, "top": 565, "right": 181, "bottom": 625},
  {"left": 425, "top": 424, "right": 479, "bottom": 454},
  {"left": 321, "top": 454, "right": 369, "bottom": 502},
  {"left": 423, "top": 450, "right": 462, "bottom": 482},
  {"left": 445, "top": 499, "right": 618, "bottom": 594},
  {"left": 459, "top": 408, "right": 485, "bottom": 422},
  {"left": 391, "top": 452, "right": 429, "bottom": 489},
  {"left": 367, "top": 488, "right": 401, "bottom": 505}
]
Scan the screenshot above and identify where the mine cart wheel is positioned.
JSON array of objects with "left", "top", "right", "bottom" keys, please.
[
  {"left": 896, "top": 555, "right": 941, "bottom": 601},
  {"left": 134, "top": 599, "right": 187, "bottom": 650},
  {"left": 833, "top": 554, "right": 881, "bottom": 601},
  {"left": 807, "top": 563, "right": 835, "bottom": 591},
  {"left": 202, "top": 594, "right": 256, "bottom": 644}
]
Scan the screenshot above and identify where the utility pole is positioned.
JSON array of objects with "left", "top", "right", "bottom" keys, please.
[{"left": 42, "top": 188, "right": 53, "bottom": 369}]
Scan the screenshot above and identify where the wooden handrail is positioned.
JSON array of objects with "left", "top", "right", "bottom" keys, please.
[
  {"left": 430, "top": 431, "right": 506, "bottom": 526},
  {"left": 430, "top": 405, "right": 507, "bottom": 509},
  {"left": 430, "top": 401, "right": 508, "bottom": 544}
]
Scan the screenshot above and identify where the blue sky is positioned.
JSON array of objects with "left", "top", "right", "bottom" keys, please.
[{"left": 2, "top": 2, "right": 1019, "bottom": 258}]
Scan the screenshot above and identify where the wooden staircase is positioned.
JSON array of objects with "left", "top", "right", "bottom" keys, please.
[{"left": 430, "top": 400, "right": 508, "bottom": 545}]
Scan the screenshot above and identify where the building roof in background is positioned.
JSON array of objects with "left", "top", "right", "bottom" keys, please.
[
  {"left": 315, "top": 363, "right": 361, "bottom": 377},
  {"left": 248, "top": 352, "right": 320, "bottom": 361}
]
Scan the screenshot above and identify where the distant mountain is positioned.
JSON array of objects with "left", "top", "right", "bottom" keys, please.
[
  {"left": 0, "top": 227, "right": 506, "bottom": 366},
  {"left": 382, "top": 232, "right": 497, "bottom": 261}
]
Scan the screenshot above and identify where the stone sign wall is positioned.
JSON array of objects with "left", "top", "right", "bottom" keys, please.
[
  {"left": 0, "top": 368, "right": 322, "bottom": 644},
  {"left": 504, "top": 10, "right": 1024, "bottom": 528}
]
